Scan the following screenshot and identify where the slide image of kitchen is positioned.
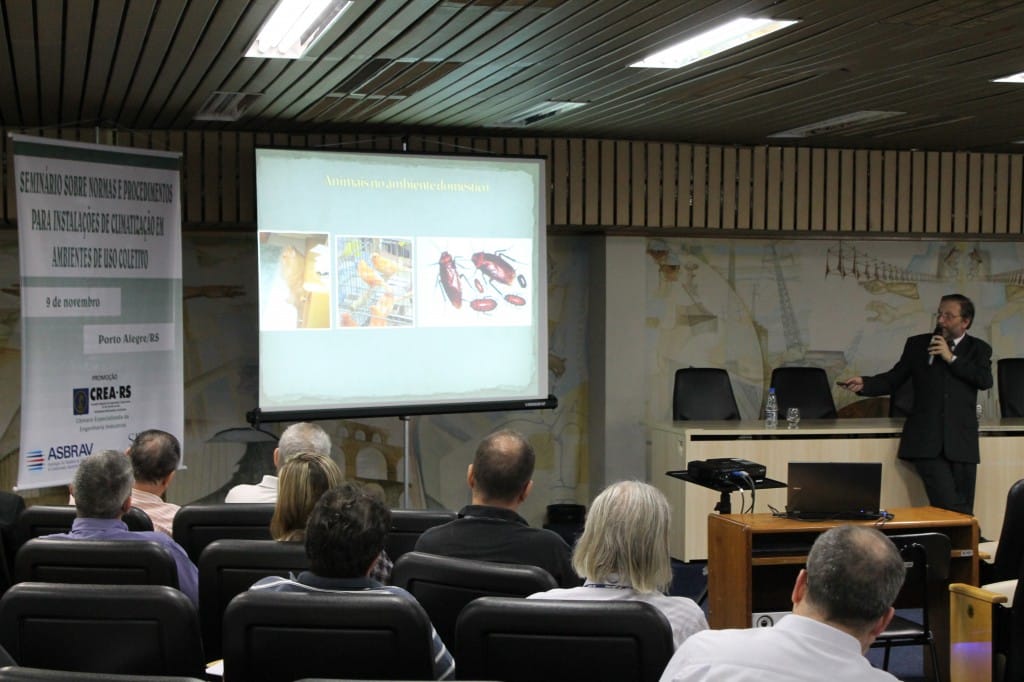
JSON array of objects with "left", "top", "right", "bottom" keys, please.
[
  {"left": 258, "top": 232, "right": 331, "bottom": 330},
  {"left": 336, "top": 236, "right": 413, "bottom": 328}
]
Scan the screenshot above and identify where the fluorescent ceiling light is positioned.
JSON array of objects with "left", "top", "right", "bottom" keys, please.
[
  {"left": 993, "top": 71, "right": 1024, "bottom": 83},
  {"left": 768, "top": 111, "right": 906, "bottom": 138},
  {"left": 246, "top": 0, "right": 353, "bottom": 59},
  {"left": 630, "top": 17, "right": 798, "bottom": 69}
]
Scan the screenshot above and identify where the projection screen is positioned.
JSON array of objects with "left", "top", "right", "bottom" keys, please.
[{"left": 253, "top": 148, "right": 549, "bottom": 420}]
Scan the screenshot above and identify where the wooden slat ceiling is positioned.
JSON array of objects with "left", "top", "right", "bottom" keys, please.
[{"left": 4, "top": 0, "right": 1024, "bottom": 151}]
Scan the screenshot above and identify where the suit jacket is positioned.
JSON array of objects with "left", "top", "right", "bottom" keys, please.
[{"left": 860, "top": 332, "right": 993, "bottom": 463}]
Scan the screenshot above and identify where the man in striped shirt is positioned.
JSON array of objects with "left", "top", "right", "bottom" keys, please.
[{"left": 251, "top": 482, "right": 454, "bottom": 680}]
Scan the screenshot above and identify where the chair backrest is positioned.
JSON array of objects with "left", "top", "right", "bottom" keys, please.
[
  {"left": 769, "top": 366, "right": 838, "bottom": 419},
  {"left": 672, "top": 367, "right": 741, "bottom": 420},
  {"left": 990, "top": 479, "right": 1024, "bottom": 583},
  {"left": 998, "top": 358, "right": 1024, "bottom": 418},
  {"left": 455, "top": 596, "right": 675, "bottom": 682},
  {"left": 172, "top": 503, "right": 274, "bottom": 563},
  {"left": 391, "top": 551, "right": 558, "bottom": 649},
  {"left": 887, "top": 532, "right": 952, "bottom": 630},
  {"left": 10, "top": 506, "right": 154, "bottom": 573},
  {"left": 198, "top": 539, "right": 309, "bottom": 661},
  {"left": 385, "top": 509, "right": 457, "bottom": 562},
  {"left": 14, "top": 538, "right": 179, "bottom": 588},
  {"left": 0, "top": 666, "right": 205, "bottom": 681},
  {"left": 0, "top": 582, "right": 204, "bottom": 677},
  {"left": 222, "top": 589, "right": 436, "bottom": 682},
  {"left": 13, "top": 505, "right": 152, "bottom": 550}
]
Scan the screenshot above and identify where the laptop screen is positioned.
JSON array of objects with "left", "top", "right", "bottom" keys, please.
[{"left": 786, "top": 462, "right": 882, "bottom": 518}]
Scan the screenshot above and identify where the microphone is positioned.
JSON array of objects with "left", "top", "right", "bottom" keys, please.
[{"left": 928, "top": 324, "right": 942, "bottom": 365}]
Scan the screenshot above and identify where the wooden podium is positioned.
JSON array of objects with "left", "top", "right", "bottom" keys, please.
[{"left": 707, "top": 507, "right": 979, "bottom": 681}]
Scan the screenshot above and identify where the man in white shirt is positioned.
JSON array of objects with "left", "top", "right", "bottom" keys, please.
[
  {"left": 660, "top": 525, "right": 906, "bottom": 682},
  {"left": 224, "top": 422, "right": 330, "bottom": 503}
]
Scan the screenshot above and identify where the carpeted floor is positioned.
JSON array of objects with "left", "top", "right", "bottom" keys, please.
[{"left": 670, "top": 560, "right": 929, "bottom": 681}]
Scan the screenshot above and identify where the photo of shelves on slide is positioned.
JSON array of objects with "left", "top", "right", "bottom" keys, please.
[{"left": 336, "top": 236, "right": 413, "bottom": 328}]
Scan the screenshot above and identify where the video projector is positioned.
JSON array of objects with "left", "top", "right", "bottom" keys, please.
[{"left": 687, "top": 458, "right": 766, "bottom": 485}]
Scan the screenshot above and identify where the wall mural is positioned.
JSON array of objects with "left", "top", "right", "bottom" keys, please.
[
  {"left": 646, "top": 237, "right": 1024, "bottom": 426},
  {"left": 0, "top": 232, "right": 588, "bottom": 525}
]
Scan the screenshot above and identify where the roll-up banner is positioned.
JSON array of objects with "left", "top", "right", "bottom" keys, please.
[{"left": 13, "top": 134, "right": 184, "bottom": 490}]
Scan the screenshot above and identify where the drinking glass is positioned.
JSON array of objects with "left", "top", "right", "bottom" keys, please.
[{"left": 786, "top": 407, "right": 801, "bottom": 428}]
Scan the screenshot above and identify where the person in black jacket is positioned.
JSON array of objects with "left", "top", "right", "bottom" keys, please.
[
  {"left": 840, "top": 293, "right": 993, "bottom": 515},
  {"left": 414, "top": 429, "right": 579, "bottom": 587}
]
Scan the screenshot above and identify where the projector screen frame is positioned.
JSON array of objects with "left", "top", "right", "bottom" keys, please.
[
  {"left": 247, "top": 394, "right": 558, "bottom": 425},
  {"left": 253, "top": 146, "right": 550, "bottom": 420}
]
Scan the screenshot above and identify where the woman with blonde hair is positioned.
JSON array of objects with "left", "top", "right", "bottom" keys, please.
[
  {"left": 528, "top": 480, "right": 706, "bottom": 649},
  {"left": 271, "top": 452, "right": 393, "bottom": 581}
]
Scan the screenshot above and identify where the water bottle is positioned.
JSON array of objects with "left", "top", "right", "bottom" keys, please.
[{"left": 765, "top": 388, "right": 778, "bottom": 428}]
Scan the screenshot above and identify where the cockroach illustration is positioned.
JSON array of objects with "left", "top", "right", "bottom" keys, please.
[
  {"left": 470, "top": 297, "right": 498, "bottom": 312},
  {"left": 472, "top": 251, "right": 516, "bottom": 285},
  {"left": 474, "top": 278, "right": 484, "bottom": 293},
  {"left": 437, "top": 251, "right": 462, "bottom": 309},
  {"left": 504, "top": 294, "right": 526, "bottom": 306},
  {"left": 517, "top": 274, "right": 527, "bottom": 288}
]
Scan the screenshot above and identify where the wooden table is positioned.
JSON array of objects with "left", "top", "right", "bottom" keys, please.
[
  {"left": 649, "top": 417, "right": 1024, "bottom": 561},
  {"left": 707, "top": 507, "right": 979, "bottom": 682}
]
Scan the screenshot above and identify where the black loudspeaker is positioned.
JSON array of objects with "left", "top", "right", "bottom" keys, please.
[{"left": 544, "top": 504, "right": 586, "bottom": 546}]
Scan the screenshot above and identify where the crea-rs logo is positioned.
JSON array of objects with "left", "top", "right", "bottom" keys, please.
[{"left": 47, "top": 443, "right": 94, "bottom": 460}]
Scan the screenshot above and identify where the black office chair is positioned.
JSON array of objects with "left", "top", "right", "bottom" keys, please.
[
  {"left": 769, "top": 366, "right": 838, "bottom": 419},
  {"left": 981, "top": 479, "right": 1024, "bottom": 585},
  {"left": 10, "top": 505, "right": 154, "bottom": 575},
  {"left": 672, "top": 367, "right": 741, "bottom": 420},
  {"left": 998, "top": 358, "right": 1024, "bottom": 418},
  {"left": 222, "top": 589, "right": 437, "bottom": 682},
  {"left": 0, "top": 667, "right": 205, "bottom": 681},
  {"left": 13, "top": 505, "right": 153, "bottom": 551},
  {"left": 870, "top": 532, "right": 951, "bottom": 681},
  {"left": 198, "top": 538, "right": 308, "bottom": 660},
  {"left": 14, "top": 538, "right": 179, "bottom": 588},
  {"left": 0, "top": 582, "right": 204, "bottom": 678},
  {"left": 0, "top": 493, "right": 25, "bottom": 595},
  {"left": 391, "top": 551, "right": 558, "bottom": 649},
  {"left": 171, "top": 503, "right": 274, "bottom": 563},
  {"left": 455, "top": 596, "right": 675, "bottom": 682},
  {"left": 384, "top": 509, "right": 457, "bottom": 562}
]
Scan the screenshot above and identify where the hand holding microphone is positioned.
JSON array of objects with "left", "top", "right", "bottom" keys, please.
[{"left": 927, "top": 324, "right": 944, "bottom": 365}]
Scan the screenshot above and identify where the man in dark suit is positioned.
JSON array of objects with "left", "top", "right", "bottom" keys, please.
[{"left": 840, "top": 293, "right": 993, "bottom": 515}]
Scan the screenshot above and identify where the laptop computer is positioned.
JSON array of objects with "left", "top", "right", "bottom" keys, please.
[{"left": 785, "top": 462, "right": 884, "bottom": 521}]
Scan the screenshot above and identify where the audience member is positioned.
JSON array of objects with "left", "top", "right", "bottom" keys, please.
[
  {"left": 528, "top": 480, "right": 706, "bottom": 649},
  {"left": 251, "top": 482, "right": 454, "bottom": 680},
  {"left": 659, "top": 525, "right": 906, "bottom": 681},
  {"left": 45, "top": 449, "right": 199, "bottom": 606},
  {"left": 414, "top": 429, "right": 578, "bottom": 587},
  {"left": 272, "top": 452, "right": 393, "bottom": 582},
  {"left": 126, "top": 429, "right": 182, "bottom": 535},
  {"left": 225, "top": 422, "right": 330, "bottom": 503}
]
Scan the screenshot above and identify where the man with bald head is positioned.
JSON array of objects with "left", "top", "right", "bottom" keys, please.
[
  {"left": 414, "top": 429, "right": 578, "bottom": 587},
  {"left": 660, "top": 525, "right": 907, "bottom": 681}
]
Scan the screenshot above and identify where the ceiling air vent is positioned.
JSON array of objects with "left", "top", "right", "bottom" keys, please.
[
  {"left": 493, "top": 100, "right": 588, "bottom": 128},
  {"left": 195, "top": 91, "right": 262, "bottom": 122}
]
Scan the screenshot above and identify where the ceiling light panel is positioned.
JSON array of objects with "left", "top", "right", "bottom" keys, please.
[
  {"left": 630, "top": 17, "right": 798, "bottom": 70},
  {"left": 247, "top": 0, "right": 353, "bottom": 59}
]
